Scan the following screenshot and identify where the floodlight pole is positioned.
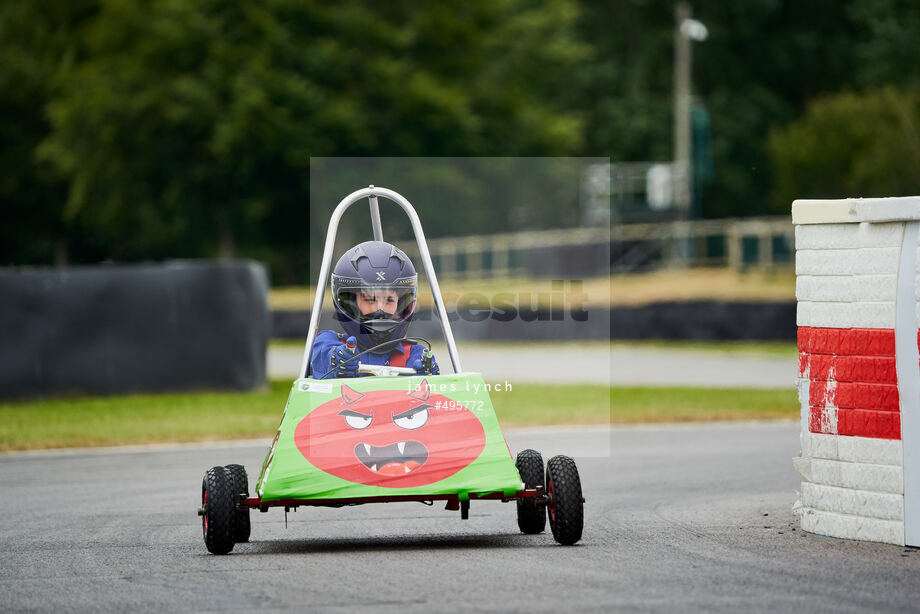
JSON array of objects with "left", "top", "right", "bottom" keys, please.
[
  {"left": 673, "top": 2, "right": 707, "bottom": 265},
  {"left": 673, "top": 2, "right": 693, "bottom": 222}
]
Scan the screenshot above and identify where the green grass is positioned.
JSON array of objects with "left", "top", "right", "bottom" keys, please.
[
  {"left": 0, "top": 382, "right": 798, "bottom": 452},
  {"left": 491, "top": 384, "right": 796, "bottom": 426},
  {"left": 607, "top": 386, "right": 797, "bottom": 424},
  {"left": 0, "top": 380, "right": 292, "bottom": 452}
]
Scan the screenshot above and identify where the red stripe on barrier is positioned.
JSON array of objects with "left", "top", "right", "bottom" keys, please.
[
  {"left": 801, "top": 354, "right": 897, "bottom": 384},
  {"left": 838, "top": 409, "right": 901, "bottom": 439},
  {"left": 808, "top": 407, "right": 901, "bottom": 439},
  {"left": 799, "top": 326, "right": 901, "bottom": 440},
  {"left": 808, "top": 381, "right": 900, "bottom": 411},
  {"left": 808, "top": 406, "right": 837, "bottom": 435},
  {"left": 798, "top": 327, "right": 895, "bottom": 356}
]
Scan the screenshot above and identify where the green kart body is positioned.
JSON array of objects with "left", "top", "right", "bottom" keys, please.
[{"left": 255, "top": 372, "right": 523, "bottom": 502}]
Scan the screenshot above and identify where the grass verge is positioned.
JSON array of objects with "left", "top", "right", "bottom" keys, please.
[
  {"left": 0, "top": 381, "right": 292, "bottom": 452},
  {"left": 0, "top": 382, "right": 797, "bottom": 452},
  {"left": 491, "top": 385, "right": 796, "bottom": 426}
]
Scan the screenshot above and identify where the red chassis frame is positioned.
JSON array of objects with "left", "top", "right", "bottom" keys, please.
[{"left": 235, "top": 488, "right": 548, "bottom": 520}]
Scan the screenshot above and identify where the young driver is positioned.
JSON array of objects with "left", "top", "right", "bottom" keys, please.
[{"left": 309, "top": 240, "right": 440, "bottom": 379}]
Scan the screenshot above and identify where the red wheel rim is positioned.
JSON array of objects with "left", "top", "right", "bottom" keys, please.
[
  {"left": 203, "top": 489, "right": 208, "bottom": 533},
  {"left": 547, "top": 474, "right": 556, "bottom": 523}
]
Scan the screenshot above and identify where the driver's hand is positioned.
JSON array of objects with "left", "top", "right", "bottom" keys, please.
[
  {"left": 330, "top": 336, "right": 359, "bottom": 378},
  {"left": 407, "top": 352, "right": 439, "bottom": 375}
]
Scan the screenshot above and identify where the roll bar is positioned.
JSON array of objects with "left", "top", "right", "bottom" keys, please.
[{"left": 300, "top": 186, "right": 463, "bottom": 377}]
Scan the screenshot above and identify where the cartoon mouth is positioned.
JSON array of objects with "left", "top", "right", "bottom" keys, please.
[{"left": 354, "top": 441, "right": 429, "bottom": 476}]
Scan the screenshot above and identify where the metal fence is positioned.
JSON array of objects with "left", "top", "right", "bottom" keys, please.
[
  {"left": 611, "top": 216, "right": 794, "bottom": 273},
  {"left": 403, "top": 216, "right": 793, "bottom": 279}
]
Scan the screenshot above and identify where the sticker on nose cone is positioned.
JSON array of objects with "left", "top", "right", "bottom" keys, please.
[
  {"left": 294, "top": 380, "right": 486, "bottom": 487},
  {"left": 299, "top": 381, "right": 333, "bottom": 393}
]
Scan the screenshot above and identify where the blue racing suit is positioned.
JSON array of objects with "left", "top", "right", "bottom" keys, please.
[{"left": 308, "top": 330, "right": 438, "bottom": 379}]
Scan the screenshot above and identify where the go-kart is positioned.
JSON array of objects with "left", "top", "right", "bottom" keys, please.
[{"left": 197, "top": 186, "right": 584, "bottom": 554}]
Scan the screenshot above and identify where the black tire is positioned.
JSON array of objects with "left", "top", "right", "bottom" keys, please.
[
  {"left": 202, "top": 466, "right": 235, "bottom": 554},
  {"left": 225, "top": 464, "right": 251, "bottom": 543},
  {"left": 515, "top": 449, "right": 546, "bottom": 534},
  {"left": 546, "top": 455, "right": 584, "bottom": 545}
]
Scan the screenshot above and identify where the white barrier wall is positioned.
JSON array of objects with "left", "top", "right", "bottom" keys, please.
[{"left": 793, "top": 197, "right": 920, "bottom": 545}]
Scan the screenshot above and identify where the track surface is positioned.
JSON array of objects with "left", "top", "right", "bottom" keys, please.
[
  {"left": 269, "top": 344, "right": 796, "bottom": 388},
  {"left": 3, "top": 422, "right": 919, "bottom": 613}
]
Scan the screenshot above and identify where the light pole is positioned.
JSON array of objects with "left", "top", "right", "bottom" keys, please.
[{"left": 672, "top": 2, "right": 707, "bottom": 261}]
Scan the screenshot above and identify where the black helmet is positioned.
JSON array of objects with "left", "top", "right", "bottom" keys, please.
[{"left": 330, "top": 241, "right": 418, "bottom": 350}]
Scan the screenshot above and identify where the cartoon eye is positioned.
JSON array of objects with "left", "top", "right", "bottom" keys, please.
[
  {"left": 393, "top": 404, "right": 430, "bottom": 430},
  {"left": 339, "top": 409, "right": 372, "bottom": 430}
]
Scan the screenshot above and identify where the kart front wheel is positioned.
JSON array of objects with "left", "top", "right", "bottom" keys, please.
[
  {"left": 546, "top": 455, "right": 584, "bottom": 545},
  {"left": 515, "top": 449, "right": 546, "bottom": 534},
  {"left": 202, "top": 466, "right": 235, "bottom": 554},
  {"left": 225, "top": 464, "right": 251, "bottom": 543}
]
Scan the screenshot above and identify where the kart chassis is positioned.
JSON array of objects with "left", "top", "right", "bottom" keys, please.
[
  {"left": 248, "top": 185, "right": 542, "bottom": 514},
  {"left": 199, "top": 186, "right": 584, "bottom": 553},
  {"left": 230, "top": 488, "right": 548, "bottom": 520}
]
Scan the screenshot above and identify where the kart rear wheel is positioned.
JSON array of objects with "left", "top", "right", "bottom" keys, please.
[
  {"left": 546, "top": 455, "right": 584, "bottom": 545},
  {"left": 515, "top": 449, "right": 546, "bottom": 534},
  {"left": 202, "top": 466, "right": 235, "bottom": 555},
  {"left": 225, "top": 464, "right": 251, "bottom": 543}
]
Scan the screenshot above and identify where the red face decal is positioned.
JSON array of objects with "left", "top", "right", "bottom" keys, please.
[{"left": 294, "top": 380, "right": 486, "bottom": 487}]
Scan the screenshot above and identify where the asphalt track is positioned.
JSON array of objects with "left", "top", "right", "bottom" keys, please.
[
  {"left": 3, "top": 422, "right": 919, "bottom": 613},
  {"left": 269, "top": 344, "right": 797, "bottom": 388}
]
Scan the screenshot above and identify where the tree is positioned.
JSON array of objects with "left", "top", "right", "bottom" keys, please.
[
  {"left": 577, "top": 0, "right": 860, "bottom": 217},
  {"left": 849, "top": 0, "right": 920, "bottom": 88},
  {"left": 768, "top": 87, "right": 920, "bottom": 206},
  {"left": 34, "top": 0, "right": 584, "bottom": 281},
  {"left": 0, "top": 1, "right": 99, "bottom": 265},
  {"left": 765, "top": 0, "right": 920, "bottom": 210}
]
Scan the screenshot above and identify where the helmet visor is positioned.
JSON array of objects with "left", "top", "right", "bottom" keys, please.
[{"left": 333, "top": 284, "right": 417, "bottom": 323}]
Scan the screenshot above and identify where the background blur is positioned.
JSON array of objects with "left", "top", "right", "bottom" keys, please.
[{"left": 3, "top": 0, "right": 919, "bottom": 283}]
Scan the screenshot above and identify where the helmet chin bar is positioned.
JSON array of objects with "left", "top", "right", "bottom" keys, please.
[
  {"left": 364, "top": 312, "right": 398, "bottom": 348},
  {"left": 367, "top": 328, "right": 397, "bottom": 349},
  {"left": 337, "top": 310, "right": 406, "bottom": 350},
  {"left": 359, "top": 310, "right": 400, "bottom": 329},
  {"left": 362, "top": 319, "right": 401, "bottom": 350}
]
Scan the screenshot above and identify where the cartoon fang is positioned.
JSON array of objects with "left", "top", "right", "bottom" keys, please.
[
  {"left": 363, "top": 443, "right": 371, "bottom": 455},
  {"left": 397, "top": 441, "right": 406, "bottom": 454}
]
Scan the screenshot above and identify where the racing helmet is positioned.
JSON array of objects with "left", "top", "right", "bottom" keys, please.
[{"left": 330, "top": 241, "right": 418, "bottom": 350}]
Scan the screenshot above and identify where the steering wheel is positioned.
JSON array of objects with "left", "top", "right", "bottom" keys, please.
[{"left": 356, "top": 363, "right": 417, "bottom": 377}]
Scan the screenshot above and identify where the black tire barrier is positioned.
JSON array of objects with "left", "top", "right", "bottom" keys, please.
[
  {"left": 0, "top": 260, "right": 268, "bottom": 399},
  {"left": 271, "top": 301, "right": 796, "bottom": 342},
  {"left": 610, "top": 300, "right": 796, "bottom": 341}
]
